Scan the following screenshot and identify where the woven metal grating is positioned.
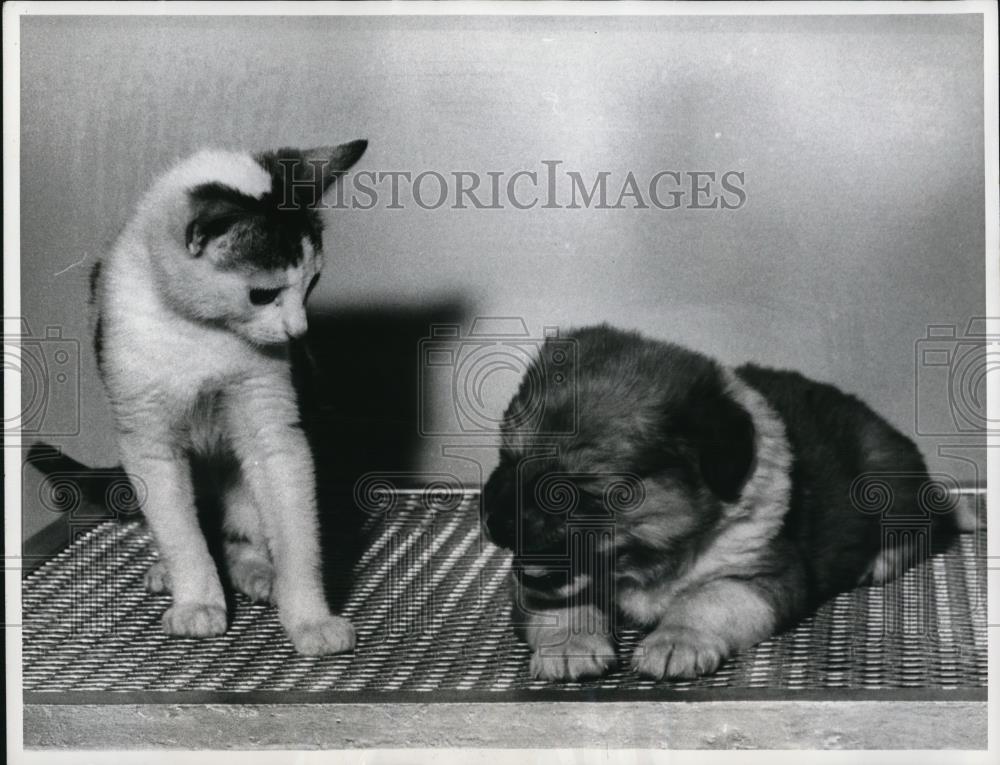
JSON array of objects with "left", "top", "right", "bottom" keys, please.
[{"left": 22, "top": 491, "right": 987, "bottom": 695}]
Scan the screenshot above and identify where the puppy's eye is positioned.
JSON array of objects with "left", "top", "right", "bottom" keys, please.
[{"left": 249, "top": 287, "right": 282, "bottom": 306}]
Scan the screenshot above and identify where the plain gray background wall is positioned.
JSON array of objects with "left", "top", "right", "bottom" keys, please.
[{"left": 19, "top": 14, "right": 985, "bottom": 539}]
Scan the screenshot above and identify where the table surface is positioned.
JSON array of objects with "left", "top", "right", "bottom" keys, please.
[{"left": 19, "top": 490, "right": 989, "bottom": 749}]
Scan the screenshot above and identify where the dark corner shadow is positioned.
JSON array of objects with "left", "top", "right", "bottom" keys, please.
[{"left": 297, "top": 298, "right": 468, "bottom": 607}]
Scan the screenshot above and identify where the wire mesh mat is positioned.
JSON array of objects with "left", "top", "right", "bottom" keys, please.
[{"left": 22, "top": 491, "right": 987, "bottom": 695}]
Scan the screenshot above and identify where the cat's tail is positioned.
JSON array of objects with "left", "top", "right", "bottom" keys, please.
[{"left": 26, "top": 441, "right": 144, "bottom": 520}]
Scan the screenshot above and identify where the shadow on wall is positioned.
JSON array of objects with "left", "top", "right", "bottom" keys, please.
[
  {"left": 301, "top": 299, "right": 467, "bottom": 494},
  {"left": 296, "top": 300, "right": 471, "bottom": 601},
  {"left": 23, "top": 298, "right": 470, "bottom": 598},
  {"left": 299, "top": 300, "right": 464, "bottom": 608}
]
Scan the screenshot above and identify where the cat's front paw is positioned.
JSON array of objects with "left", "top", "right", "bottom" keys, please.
[
  {"left": 530, "top": 632, "right": 616, "bottom": 681},
  {"left": 288, "top": 616, "right": 356, "bottom": 656},
  {"left": 162, "top": 603, "right": 228, "bottom": 637},
  {"left": 229, "top": 558, "right": 276, "bottom": 603},
  {"left": 144, "top": 561, "right": 171, "bottom": 594},
  {"left": 632, "top": 626, "right": 728, "bottom": 679}
]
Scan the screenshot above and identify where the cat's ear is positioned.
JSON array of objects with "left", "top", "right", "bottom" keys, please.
[
  {"left": 184, "top": 184, "right": 254, "bottom": 257},
  {"left": 297, "top": 140, "right": 368, "bottom": 206},
  {"left": 258, "top": 140, "right": 367, "bottom": 209},
  {"left": 305, "top": 140, "right": 368, "bottom": 180}
]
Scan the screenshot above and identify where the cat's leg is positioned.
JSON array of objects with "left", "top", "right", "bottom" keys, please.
[
  {"left": 631, "top": 570, "right": 804, "bottom": 679},
  {"left": 119, "top": 432, "right": 227, "bottom": 637},
  {"left": 226, "top": 380, "right": 354, "bottom": 656},
  {"left": 513, "top": 578, "right": 616, "bottom": 681},
  {"left": 221, "top": 476, "right": 276, "bottom": 604}
]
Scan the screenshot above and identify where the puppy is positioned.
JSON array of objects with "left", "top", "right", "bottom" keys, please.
[{"left": 482, "top": 324, "right": 962, "bottom": 681}]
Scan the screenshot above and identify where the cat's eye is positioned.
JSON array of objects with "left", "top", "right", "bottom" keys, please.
[{"left": 249, "top": 287, "right": 282, "bottom": 306}]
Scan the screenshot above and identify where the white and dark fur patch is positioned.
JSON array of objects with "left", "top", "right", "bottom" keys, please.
[
  {"left": 82, "top": 140, "right": 367, "bottom": 656},
  {"left": 616, "top": 371, "right": 794, "bottom": 626},
  {"left": 183, "top": 140, "right": 367, "bottom": 272}
]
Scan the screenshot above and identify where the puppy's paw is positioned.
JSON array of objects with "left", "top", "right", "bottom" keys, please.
[
  {"left": 229, "top": 558, "right": 276, "bottom": 603},
  {"left": 632, "top": 626, "right": 728, "bottom": 679},
  {"left": 288, "top": 615, "right": 356, "bottom": 656},
  {"left": 162, "top": 603, "right": 227, "bottom": 638},
  {"left": 144, "top": 561, "right": 171, "bottom": 594},
  {"left": 530, "top": 632, "right": 616, "bottom": 681}
]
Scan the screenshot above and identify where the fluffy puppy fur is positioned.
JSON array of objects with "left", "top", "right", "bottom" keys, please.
[{"left": 482, "top": 324, "right": 961, "bottom": 681}]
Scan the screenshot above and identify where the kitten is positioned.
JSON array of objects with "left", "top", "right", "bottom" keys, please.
[
  {"left": 88, "top": 141, "right": 366, "bottom": 654},
  {"left": 482, "top": 324, "right": 968, "bottom": 680}
]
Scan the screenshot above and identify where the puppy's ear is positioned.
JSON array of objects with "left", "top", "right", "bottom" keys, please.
[{"left": 679, "top": 392, "right": 756, "bottom": 503}]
